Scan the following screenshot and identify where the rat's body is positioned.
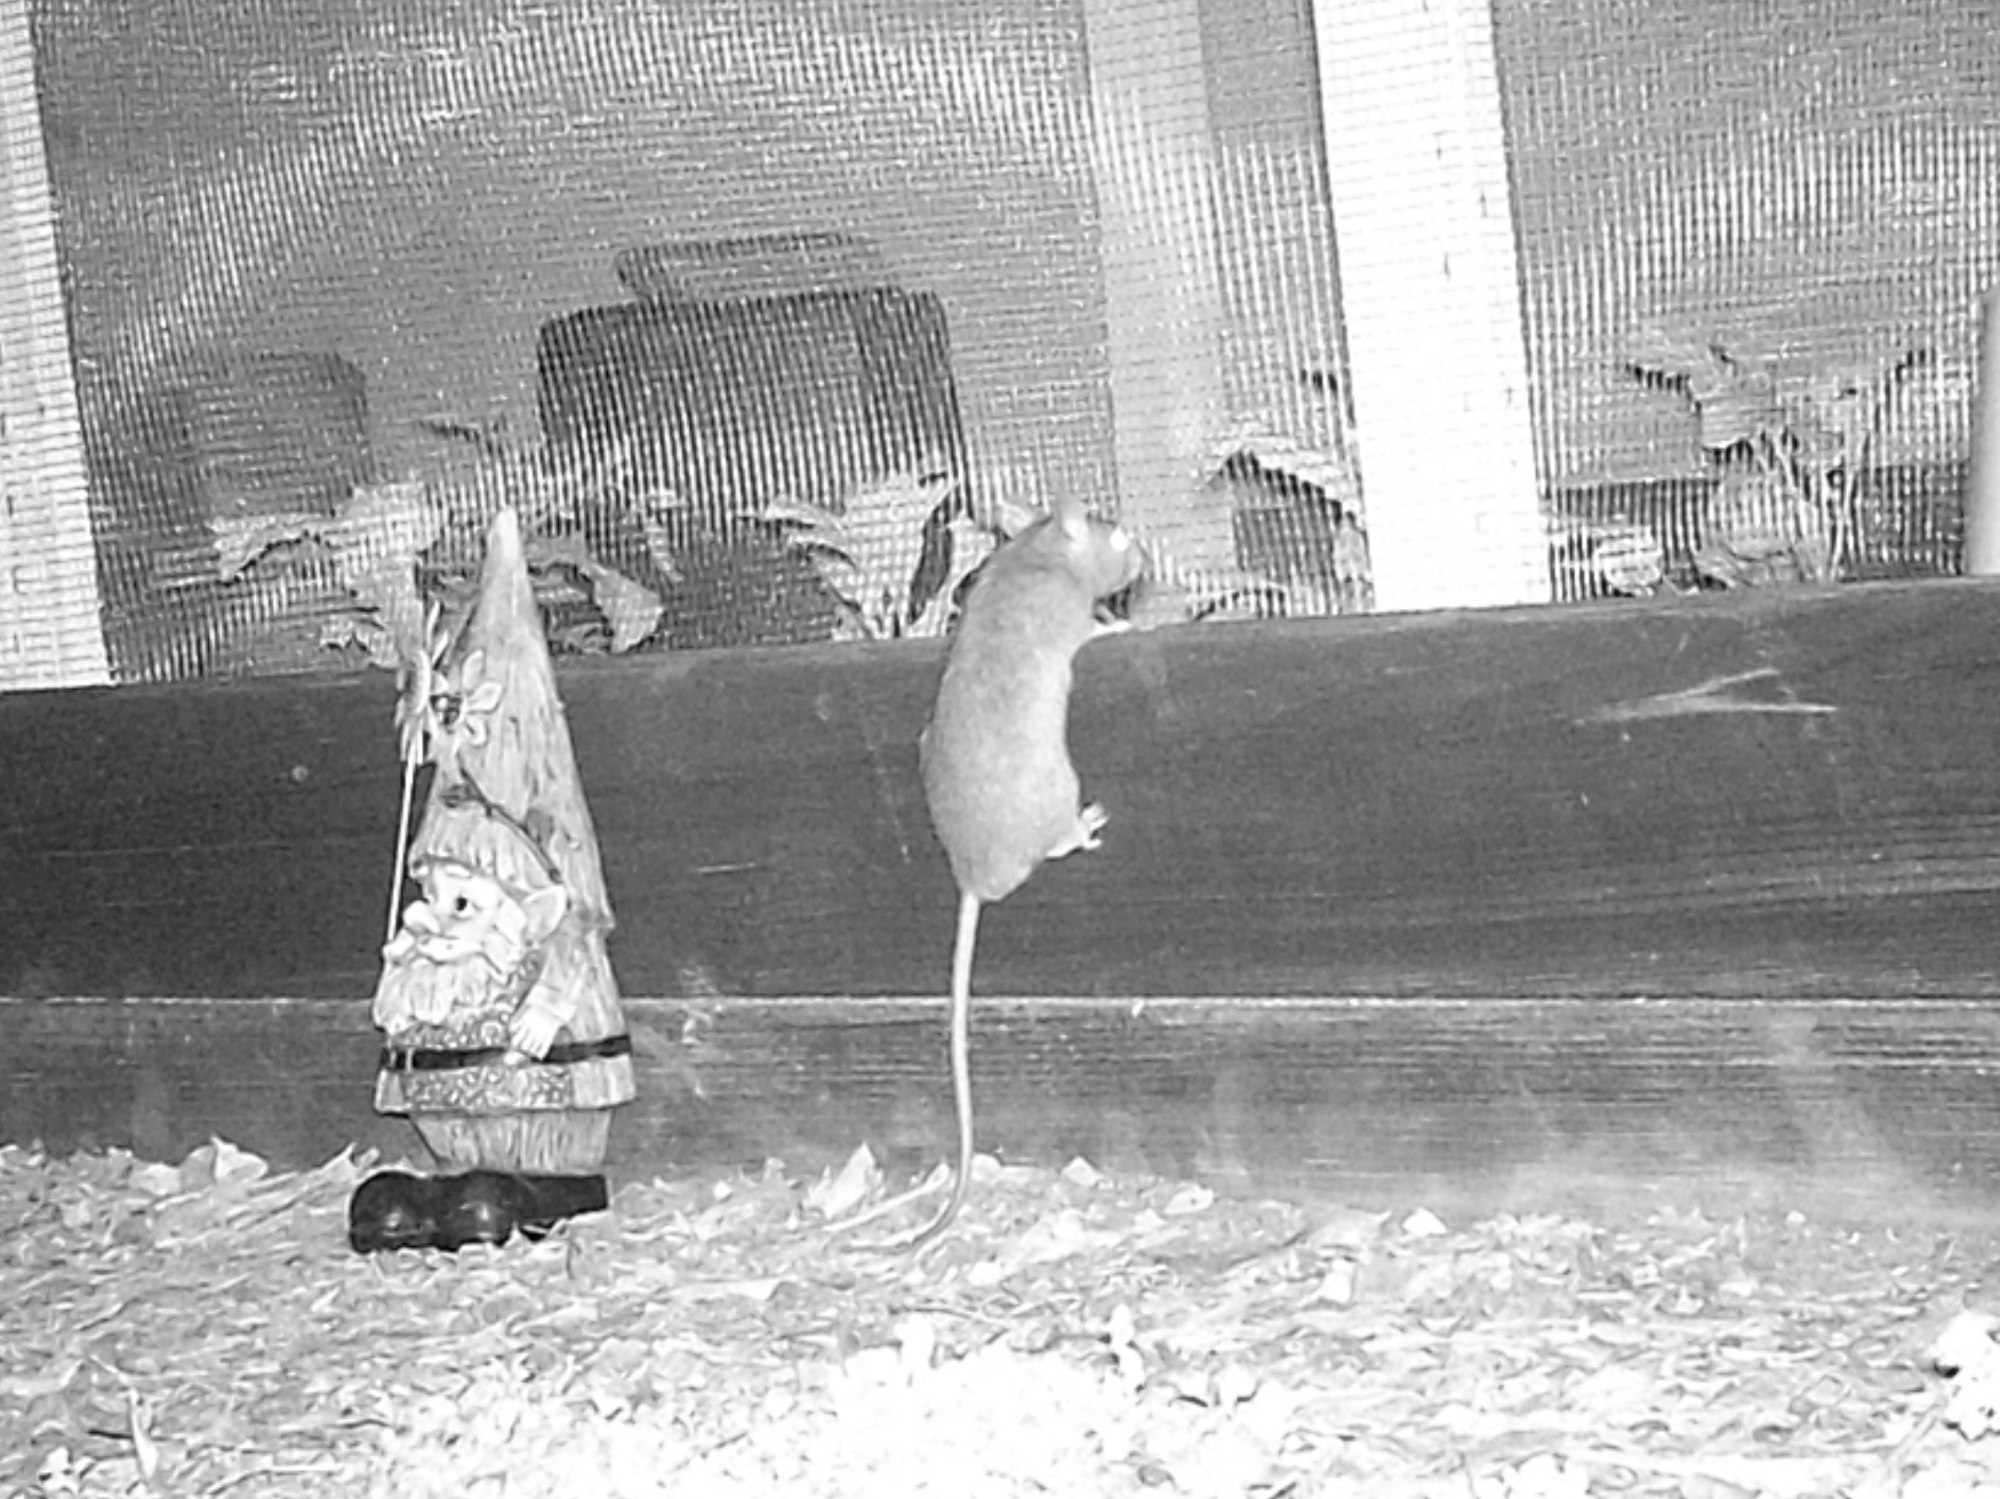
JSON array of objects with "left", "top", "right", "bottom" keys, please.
[{"left": 899, "top": 496, "right": 1142, "bottom": 1250}]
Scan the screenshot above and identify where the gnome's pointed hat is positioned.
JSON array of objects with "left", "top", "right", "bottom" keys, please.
[{"left": 422, "top": 506, "right": 613, "bottom": 927}]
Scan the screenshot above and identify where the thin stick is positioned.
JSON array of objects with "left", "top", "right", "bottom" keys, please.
[
  {"left": 386, "top": 598, "right": 442, "bottom": 944},
  {"left": 386, "top": 742, "right": 418, "bottom": 946}
]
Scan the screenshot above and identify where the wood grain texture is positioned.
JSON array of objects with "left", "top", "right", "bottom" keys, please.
[
  {"left": 6, "top": 578, "right": 2000, "bottom": 1002},
  {"left": 9, "top": 580, "right": 2000, "bottom": 1217},
  {"left": 7, "top": 995, "right": 1999, "bottom": 1222}
]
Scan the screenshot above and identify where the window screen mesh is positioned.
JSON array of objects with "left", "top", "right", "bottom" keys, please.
[
  {"left": 4, "top": 0, "right": 1996, "bottom": 686},
  {"left": 1496, "top": 0, "right": 2000, "bottom": 599},
  {"left": 12, "top": 0, "right": 1357, "bottom": 685}
]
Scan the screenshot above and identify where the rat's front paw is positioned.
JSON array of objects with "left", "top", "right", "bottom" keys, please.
[{"left": 1047, "top": 802, "right": 1109, "bottom": 860}]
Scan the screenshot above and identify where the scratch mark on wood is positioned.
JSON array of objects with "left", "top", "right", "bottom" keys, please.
[{"left": 1584, "top": 667, "right": 1838, "bottom": 724}]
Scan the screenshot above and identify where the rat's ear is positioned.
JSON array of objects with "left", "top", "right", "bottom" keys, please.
[
  {"left": 988, "top": 495, "right": 1044, "bottom": 539},
  {"left": 1052, "top": 492, "right": 1090, "bottom": 539}
]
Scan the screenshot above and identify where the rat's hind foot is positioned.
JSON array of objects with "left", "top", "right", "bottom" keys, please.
[{"left": 1048, "top": 802, "right": 1108, "bottom": 860}]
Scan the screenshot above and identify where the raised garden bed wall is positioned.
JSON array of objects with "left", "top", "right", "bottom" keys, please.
[{"left": 7, "top": 581, "right": 2000, "bottom": 1220}]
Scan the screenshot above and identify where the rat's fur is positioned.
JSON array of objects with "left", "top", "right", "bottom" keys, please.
[{"left": 890, "top": 498, "right": 1140, "bottom": 1251}]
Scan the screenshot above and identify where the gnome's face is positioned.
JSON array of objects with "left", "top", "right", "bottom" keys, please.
[{"left": 387, "top": 858, "right": 567, "bottom": 979}]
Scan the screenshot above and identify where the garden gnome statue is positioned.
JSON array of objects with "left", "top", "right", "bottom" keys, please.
[{"left": 349, "top": 506, "right": 635, "bottom": 1252}]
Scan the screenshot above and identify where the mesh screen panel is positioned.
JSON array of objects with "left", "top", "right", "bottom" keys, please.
[
  {"left": 13, "top": 0, "right": 1360, "bottom": 684},
  {"left": 6, "top": 0, "right": 1997, "bottom": 683},
  {"left": 1497, "top": 0, "right": 2000, "bottom": 596}
]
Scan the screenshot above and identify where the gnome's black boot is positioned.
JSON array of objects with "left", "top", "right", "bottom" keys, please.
[
  {"left": 348, "top": 1171, "right": 443, "bottom": 1253},
  {"left": 435, "top": 1171, "right": 609, "bottom": 1250}
]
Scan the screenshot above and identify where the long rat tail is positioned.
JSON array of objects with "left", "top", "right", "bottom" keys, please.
[{"left": 897, "top": 888, "right": 982, "bottom": 1252}]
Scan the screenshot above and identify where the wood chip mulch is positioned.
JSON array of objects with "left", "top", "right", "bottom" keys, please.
[{"left": 6, "top": 1139, "right": 2000, "bottom": 1498}]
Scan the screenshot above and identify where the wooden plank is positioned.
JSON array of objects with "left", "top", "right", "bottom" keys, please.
[
  {"left": 0, "top": 0, "right": 110, "bottom": 688},
  {"left": 6, "top": 579, "right": 2000, "bottom": 1003},
  {"left": 10, "top": 578, "right": 2000, "bottom": 1216},
  {"left": 7, "top": 994, "right": 1999, "bottom": 1221},
  {"left": 1311, "top": 0, "right": 1547, "bottom": 609}
]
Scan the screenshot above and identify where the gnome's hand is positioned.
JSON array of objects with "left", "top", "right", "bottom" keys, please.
[{"left": 507, "top": 1001, "right": 565, "bottom": 1060}]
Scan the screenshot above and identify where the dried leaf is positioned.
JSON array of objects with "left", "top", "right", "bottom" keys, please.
[
  {"left": 586, "top": 565, "right": 663, "bottom": 653},
  {"left": 805, "top": 1143, "right": 883, "bottom": 1219}
]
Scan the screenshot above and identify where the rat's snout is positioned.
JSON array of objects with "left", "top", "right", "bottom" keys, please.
[
  {"left": 1114, "top": 525, "right": 1148, "bottom": 582},
  {"left": 1125, "top": 536, "right": 1150, "bottom": 593}
]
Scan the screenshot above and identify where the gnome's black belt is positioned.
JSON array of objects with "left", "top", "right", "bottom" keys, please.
[{"left": 380, "top": 1034, "right": 634, "bottom": 1073}]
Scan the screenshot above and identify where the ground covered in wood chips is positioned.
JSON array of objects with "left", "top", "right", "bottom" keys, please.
[{"left": 7, "top": 1141, "right": 2000, "bottom": 1499}]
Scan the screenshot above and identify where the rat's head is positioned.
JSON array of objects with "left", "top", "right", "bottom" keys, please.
[{"left": 1047, "top": 495, "right": 1145, "bottom": 600}]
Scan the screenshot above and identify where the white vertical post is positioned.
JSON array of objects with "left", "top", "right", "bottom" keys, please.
[
  {"left": 1962, "top": 285, "right": 2000, "bottom": 575},
  {"left": 0, "top": 0, "right": 108, "bottom": 689},
  {"left": 1081, "top": 0, "right": 1238, "bottom": 583},
  {"left": 1311, "top": 0, "right": 1548, "bottom": 612}
]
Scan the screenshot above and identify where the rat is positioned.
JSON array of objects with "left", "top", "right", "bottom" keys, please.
[{"left": 891, "top": 492, "right": 1143, "bottom": 1251}]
